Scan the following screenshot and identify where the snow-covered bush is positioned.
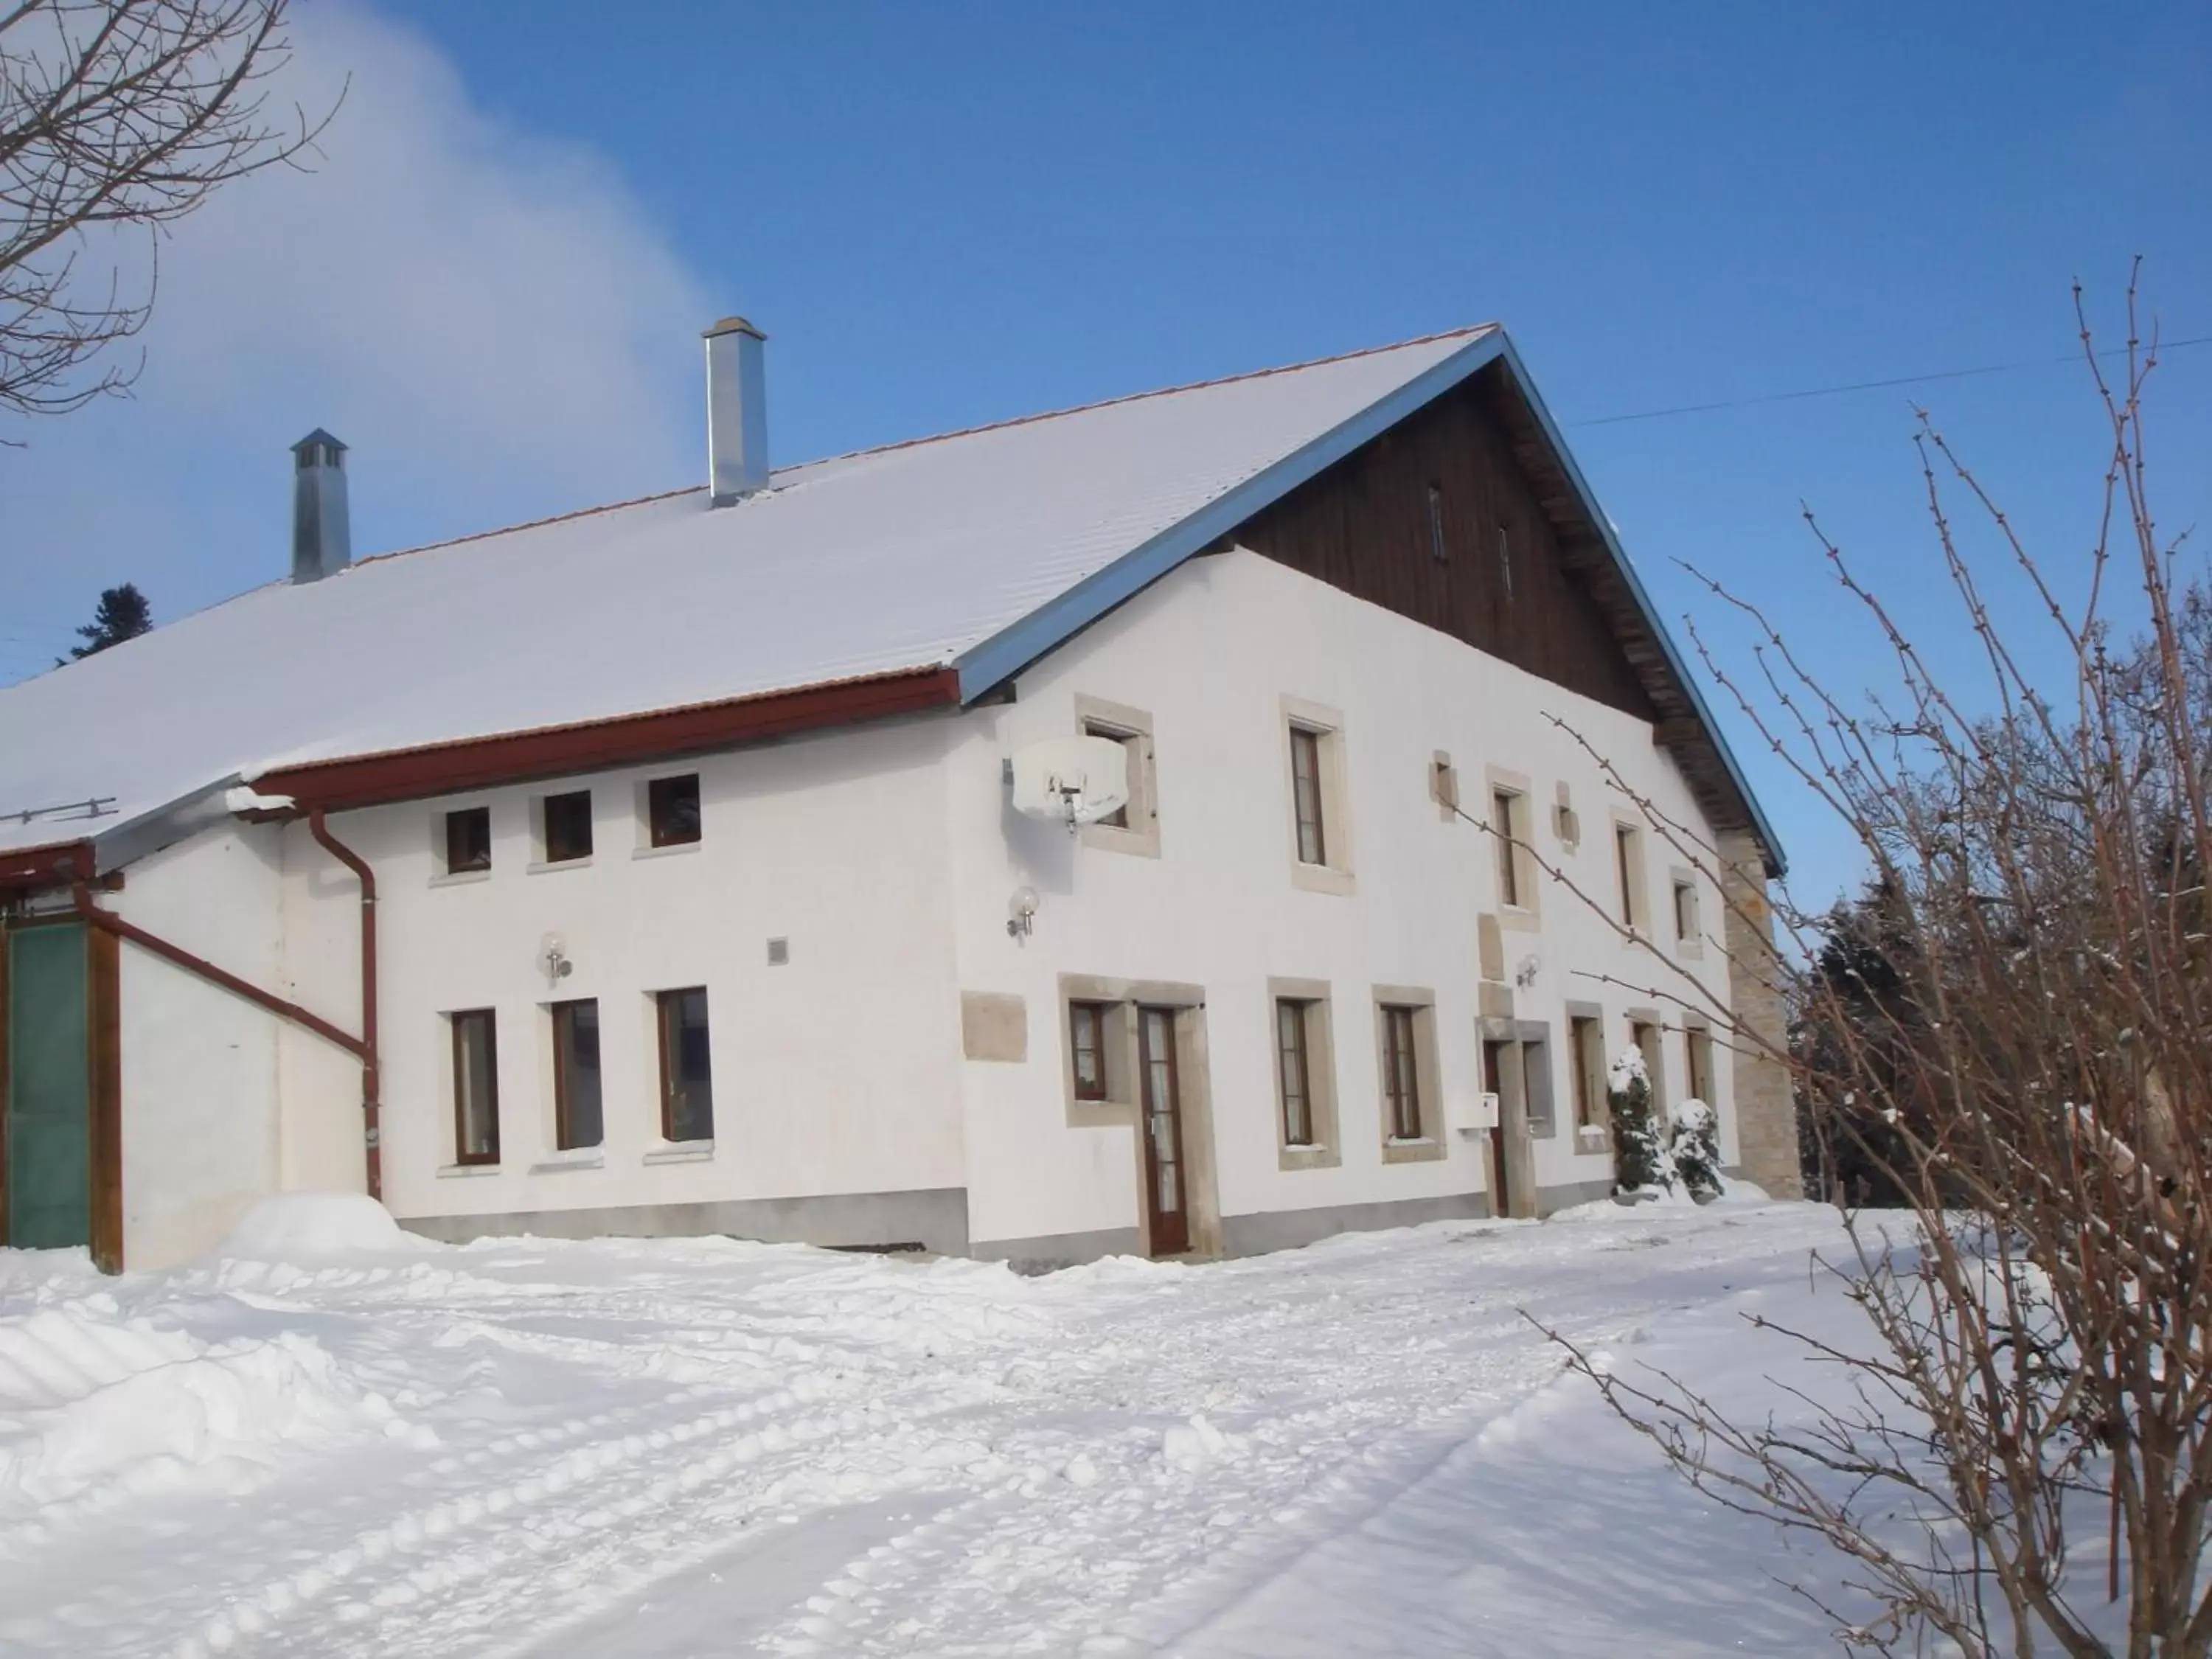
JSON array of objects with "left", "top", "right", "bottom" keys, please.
[
  {"left": 1668, "top": 1099, "right": 1723, "bottom": 1203},
  {"left": 1605, "top": 1046, "right": 1673, "bottom": 1196}
]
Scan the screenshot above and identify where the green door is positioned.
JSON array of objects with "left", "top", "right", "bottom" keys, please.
[{"left": 6, "top": 923, "right": 91, "bottom": 1250}]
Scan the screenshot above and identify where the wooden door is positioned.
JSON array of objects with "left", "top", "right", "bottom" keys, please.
[
  {"left": 1482, "top": 1039, "right": 1513, "bottom": 1220},
  {"left": 5, "top": 922, "right": 91, "bottom": 1250},
  {"left": 1137, "top": 1006, "right": 1189, "bottom": 1256}
]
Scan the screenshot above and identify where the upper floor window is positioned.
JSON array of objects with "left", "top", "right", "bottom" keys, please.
[
  {"left": 1672, "top": 877, "right": 1699, "bottom": 943},
  {"left": 1074, "top": 695, "right": 1159, "bottom": 857},
  {"left": 541, "top": 790, "right": 594, "bottom": 864},
  {"left": 1491, "top": 788, "right": 1523, "bottom": 908},
  {"left": 1290, "top": 726, "right": 1327, "bottom": 866},
  {"left": 1615, "top": 823, "right": 1644, "bottom": 928},
  {"left": 1426, "top": 482, "right": 1448, "bottom": 564},
  {"left": 647, "top": 773, "right": 701, "bottom": 847},
  {"left": 444, "top": 806, "right": 491, "bottom": 875}
]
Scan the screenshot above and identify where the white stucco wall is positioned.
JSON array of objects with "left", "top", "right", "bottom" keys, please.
[
  {"left": 105, "top": 544, "right": 1743, "bottom": 1267},
  {"left": 114, "top": 822, "right": 288, "bottom": 1267},
  {"left": 947, "top": 549, "right": 1738, "bottom": 1250},
  {"left": 276, "top": 719, "right": 971, "bottom": 1231}
]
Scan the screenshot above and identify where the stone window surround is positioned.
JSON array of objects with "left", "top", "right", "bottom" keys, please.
[
  {"left": 1669, "top": 864, "right": 1705, "bottom": 959},
  {"left": 1267, "top": 977, "right": 1342, "bottom": 1172},
  {"left": 1281, "top": 694, "right": 1354, "bottom": 896},
  {"left": 1371, "top": 984, "right": 1444, "bottom": 1164},
  {"left": 1074, "top": 693, "right": 1161, "bottom": 860}
]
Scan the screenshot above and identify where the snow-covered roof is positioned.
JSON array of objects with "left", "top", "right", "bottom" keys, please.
[{"left": 0, "top": 324, "right": 1782, "bottom": 872}]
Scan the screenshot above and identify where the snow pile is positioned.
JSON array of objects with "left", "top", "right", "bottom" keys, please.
[
  {"left": 216, "top": 1193, "right": 440, "bottom": 1260},
  {"left": 0, "top": 1291, "right": 422, "bottom": 1517}
]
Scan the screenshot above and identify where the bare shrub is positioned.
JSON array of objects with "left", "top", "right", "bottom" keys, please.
[{"left": 1546, "top": 270, "right": 2212, "bottom": 1658}]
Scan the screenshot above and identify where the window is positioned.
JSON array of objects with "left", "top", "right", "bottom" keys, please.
[
  {"left": 550, "top": 999, "right": 603, "bottom": 1150},
  {"left": 1491, "top": 788, "right": 1522, "bottom": 908},
  {"left": 450, "top": 1009, "right": 499, "bottom": 1165},
  {"left": 1426, "top": 482, "right": 1448, "bottom": 563},
  {"left": 543, "top": 790, "right": 594, "bottom": 863},
  {"left": 647, "top": 774, "right": 701, "bottom": 848},
  {"left": 1632, "top": 1018, "right": 1665, "bottom": 1114},
  {"left": 655, "top": 987, "right": 714, "bottom": 1141},
  {"left": 1686, "top": 1025, "right": 1715, "bottom": 1105},
  {"left": 1074, "top": 696, "right": 1160, "bottom": 855},
  {"left": 1069, "top": 1001, "right": 1110, "bottom": 1102},
  {"left": 1496, "top": 524, "right": 1515, "bottom": 602},
  {"left": 1570, "top": 1015, "right": 1607, "bottom": 1132},
  {"left": 1673, "top": 877, "right": 1698, "bottom": 943},
  {"left": 1290, "top": 726, "right": 1327, "bottom": 866},
  {"left": 1276, "top": 998, "right": 1318, "bottom": 1147},
  {"left": 1380, "top": 1004, "right": 1422, "bottom": 1140},
  {"left": 1082, "top": 721, "right": 1141, "bottom": 830},
  {"left": 1615, "top": 824, "right": 1642, "bottom": 928},
  {"left": 444, "top": 807, "right": 491, "bottom": 874},
  {"left": 1522, "top": 1037, "right": 1555, "bottom": 1137}
]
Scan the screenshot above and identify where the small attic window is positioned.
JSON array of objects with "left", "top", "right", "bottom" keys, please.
[
  {"left": 1497, "top": 524, "right": 1515, "bottom": 602},
  {"left": 1426, "top": 483, "right": 1447, "bottom": 564}
]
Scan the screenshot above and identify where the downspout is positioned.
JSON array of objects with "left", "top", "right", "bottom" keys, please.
[{"left": 307, "top": 807, "right": 380, "bottom": 1203}]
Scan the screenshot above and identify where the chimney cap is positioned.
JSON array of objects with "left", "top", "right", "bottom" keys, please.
[
  {"left": 291, "top": 428, "right": 348, "bottom": 455},
  {"left": 703, "top": 316, "right": 766, "bottom": 341}
]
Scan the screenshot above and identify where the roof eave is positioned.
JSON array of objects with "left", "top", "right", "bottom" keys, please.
[
  {"left": 1485, "top": 335, "right": 1786, "bottom": 877},
  {"left": 953, "top": 327, "right": 1509, "bottom": 701}
]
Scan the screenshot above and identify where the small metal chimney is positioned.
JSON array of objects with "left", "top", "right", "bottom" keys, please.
[
  {"left": 703, "top": 316, "right": 769, "bottom": 506},
  {"left": 291, "top": 428, "right": 352, "bottom": 582}
]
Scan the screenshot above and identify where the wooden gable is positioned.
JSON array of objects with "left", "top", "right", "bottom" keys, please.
[{"left": 1231, "top": 359, "right": 1764, "bottom": 848}]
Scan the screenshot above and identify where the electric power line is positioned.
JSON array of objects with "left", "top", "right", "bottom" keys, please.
[{"left": 1573, "top": 334, "right": 2212, "bottom": 428}]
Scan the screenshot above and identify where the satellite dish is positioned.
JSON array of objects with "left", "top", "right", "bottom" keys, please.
[{"left": 1009, "top": 734, "right": 1130, "bottom": 832}]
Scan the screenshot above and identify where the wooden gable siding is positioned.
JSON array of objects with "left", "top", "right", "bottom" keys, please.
[{"left": 1231, "top": 364, "right": 1656, "bottom": 723}]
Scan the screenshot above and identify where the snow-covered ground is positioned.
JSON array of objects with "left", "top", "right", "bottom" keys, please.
[{"left": 0, "top": 1197, "right": 1866, "bottom": 1658}]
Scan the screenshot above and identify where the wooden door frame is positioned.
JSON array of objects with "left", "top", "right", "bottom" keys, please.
[
  {"left": 0, "top": 915, "right": 122, "bottom": 1271},
  {"left": 1137, "top": 1004, "right": 1192, "bottom": 1257}
]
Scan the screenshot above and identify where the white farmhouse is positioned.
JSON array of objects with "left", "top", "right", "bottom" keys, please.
[{"left": 0, "top": 321, "right": 1795, "bottom": 1271}]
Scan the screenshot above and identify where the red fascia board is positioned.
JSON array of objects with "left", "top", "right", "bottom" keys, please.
[
  {"left": 256, "top": 667, "right": 964, "bottom": 813},
  {"left": 0, "top": 840, "right": 91, "bottom": 893}
]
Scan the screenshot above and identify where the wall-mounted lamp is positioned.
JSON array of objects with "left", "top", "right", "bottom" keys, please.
[{"left": 1007, "top": 886, "right": 1039, "bottom": 940}]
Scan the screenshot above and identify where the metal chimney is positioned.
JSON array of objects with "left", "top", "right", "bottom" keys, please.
[
  {"left": 703, "top": 317, "right": 769, "bottom": 506},
  {"left": 291, "top": 428, "right": 352, "bottom": 582}
]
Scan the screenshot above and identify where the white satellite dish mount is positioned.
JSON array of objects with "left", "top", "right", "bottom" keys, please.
[{"left": 1008, "top": 734, "right": 1131, "bottom": 836}]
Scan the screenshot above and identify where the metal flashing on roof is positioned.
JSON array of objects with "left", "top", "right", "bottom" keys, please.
[
  {"left": 952, "top": 326, "right": 1784, "bottom": 877},
  {"left": 953, "top": 329, "right": 1507, "bottom": 699}
]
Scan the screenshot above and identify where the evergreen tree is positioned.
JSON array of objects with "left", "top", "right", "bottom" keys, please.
[
  {"left": 67, "top": 583, "right": 151, "bottom": 660},
  {"left": 1669, "top": 1099, "right": 1725, "bottom": 1202},
  {"left": 1606, "top": 1046, "right": 1672, "bottom": 1195}
]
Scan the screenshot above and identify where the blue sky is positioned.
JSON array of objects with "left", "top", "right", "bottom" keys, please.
[{"left": 1, "top": 1, "right": 2206, "bottom": 905}]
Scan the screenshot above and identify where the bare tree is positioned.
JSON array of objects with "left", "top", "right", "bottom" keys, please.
[
  {"left": 1, "top": 0, "right": 335, "bottom": 424},
  {"left": 1523, "top": 270, "right": 2212, "bottom": 1657}
]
